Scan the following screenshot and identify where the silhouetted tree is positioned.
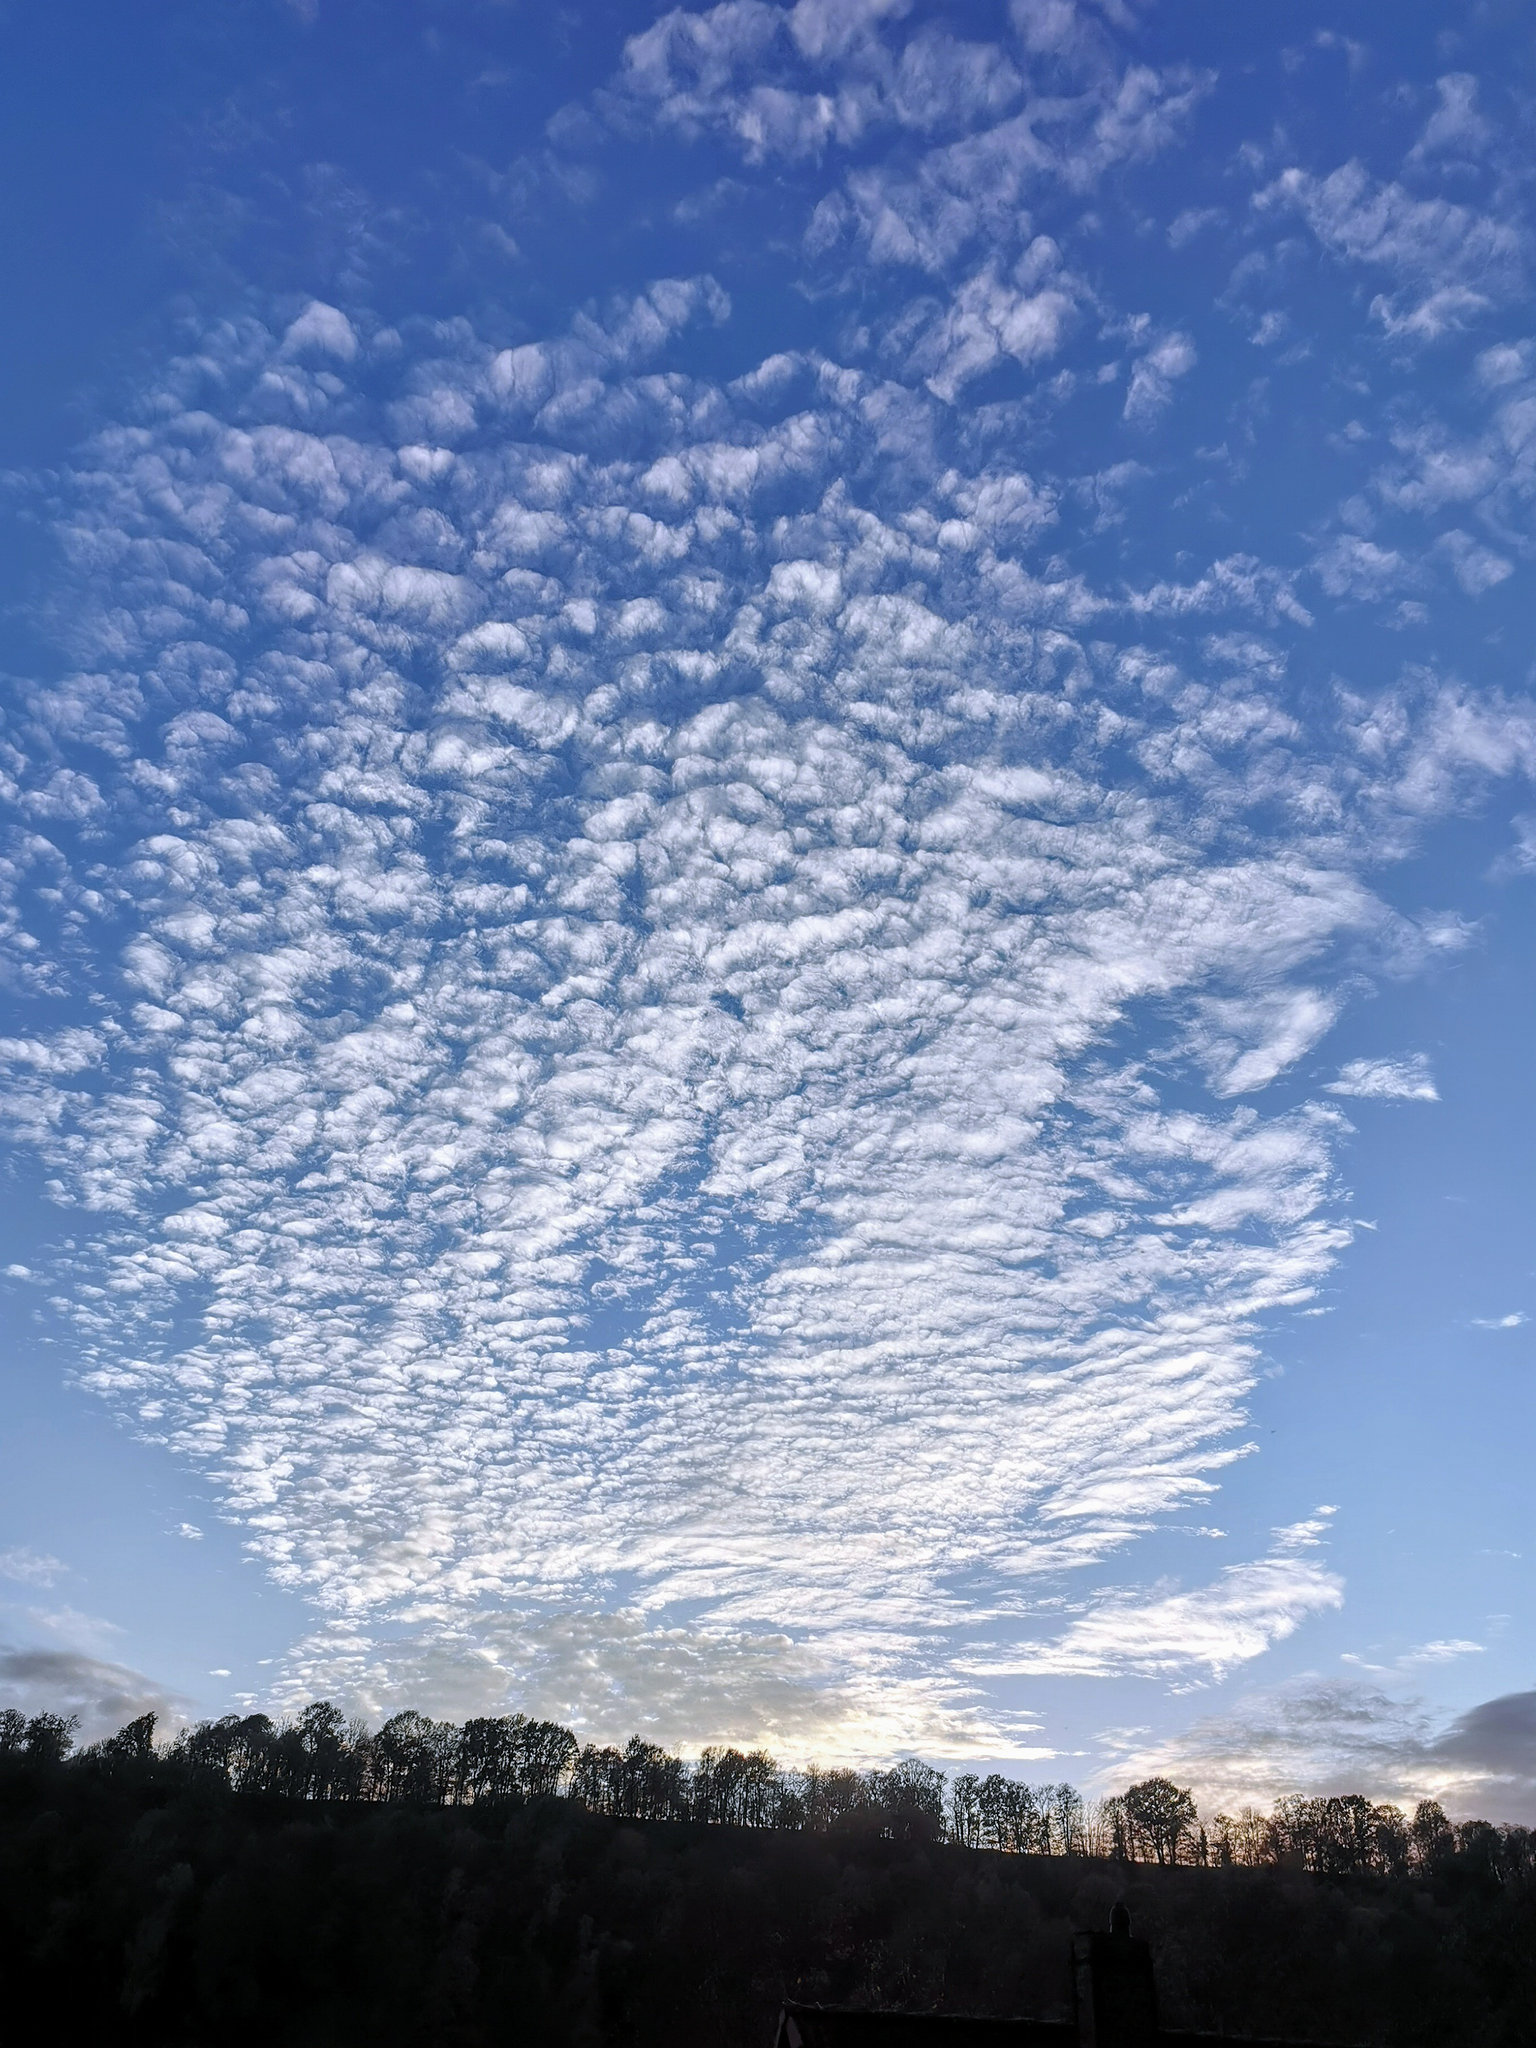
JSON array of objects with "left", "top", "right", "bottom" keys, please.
[
  {"left": 1047, "top": 1781, "right": 1086, "bottom": 1855},
  {"left": 796, "top": 1765, "right": 868, "bottom": 1831},
  {"left": 949, "top": 1771, "right": 982, "bottom": 1847},
  {"left": 282, "top": 1700, "right": 355, "bottom": 1799},
  {"left": 22, "top": 1711, "right": 76, "bottom": 1764},
  {"left": 1211, "top": 1805, "right": 1273, "bottom": 1867},
  {"left": 691, "top": 1745, "right": 784, "bottom": 1826},
  {"left": 1122, "top": 1777, "right": 1199, "bottom": 1865},
  {"left": 871, "top": 1759, "right": 947, "bottom": 1841},
  {"left": 455, "top": 1714, "right": 520, "bottom": 1801},
  {"left": 367, "top": 1710, "right": 455, "bottom": 1802},
  {"left": 7, "top": 1700, "right": 1536, "bottom": 2048},
  {"left": 92, "top": 1711, "right": 158, "bottom": 1772},
  {"left": 516, "top": 1715, "right": 579, "bottom": 1797},
  {"left": 572, "top": 1741, "right": 625, "bottom": 1813},
  {"left": 1411, "top": 1797, "right": 1456, "bottom": 1871}
]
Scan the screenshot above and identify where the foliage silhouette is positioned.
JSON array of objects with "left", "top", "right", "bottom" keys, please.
[{"left": 1, "top": 1703, "right": 1533, "bottom": 2046}]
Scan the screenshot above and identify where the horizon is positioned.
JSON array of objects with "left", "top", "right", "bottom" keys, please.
[
  {"left": 1, "top": 0, "right": 1534, "bottom": 1826},
  {"left": 6, "top": 1685, "right": 1528, "bottom": 1839}
]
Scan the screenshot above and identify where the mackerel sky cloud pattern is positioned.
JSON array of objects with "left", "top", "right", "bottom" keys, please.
[{"left": 2, "top": 0, "right": 1535, "bottom": 1786}]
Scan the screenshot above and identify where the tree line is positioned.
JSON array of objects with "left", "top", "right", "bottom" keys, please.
[
  {"left": 6, "top": 1702, "right": 1536, "bottom": 2047},
  {"left": 3, "top": 1699, "right": 1531, "bottom": 1887}
]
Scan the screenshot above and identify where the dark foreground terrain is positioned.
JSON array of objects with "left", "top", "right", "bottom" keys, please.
[{"left": 3, "top": 1762, "right": 1533, "bottom": 2048}]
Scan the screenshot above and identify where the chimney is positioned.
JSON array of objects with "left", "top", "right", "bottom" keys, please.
[{"left": 1072, "top": 1905, "right": 1159, "bottom": 2048}]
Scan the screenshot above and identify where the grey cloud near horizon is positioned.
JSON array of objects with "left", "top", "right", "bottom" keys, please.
[
  {"left": 0, "top": 1647, "right": 193, "bottom": 1745},
  {"left": 1109, "top": 1679, "right": 1536, "bottom": 1825}
]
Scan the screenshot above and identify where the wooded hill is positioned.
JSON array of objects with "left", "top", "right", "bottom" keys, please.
[{"left": 2, "top": 1706, "right": 1533, "bottom": 2046}]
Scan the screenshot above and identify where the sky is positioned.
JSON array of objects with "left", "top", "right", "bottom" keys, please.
[{"left": 1, "top": 0, "right": 1535, "bottom": 1822}]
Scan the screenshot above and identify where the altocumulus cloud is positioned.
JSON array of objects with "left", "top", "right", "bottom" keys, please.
[{"left": 2, "top": 0, "right": 1536, "bottom": 1756}]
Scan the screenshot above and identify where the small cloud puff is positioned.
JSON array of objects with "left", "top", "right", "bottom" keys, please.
[
  {"left": 0, "top": 1548, "right": 67, "bottom": 1589},
  {"left": 1312, "top": 535, "right": 1409, "bottom": 603},
  {"left": 1437, "top": 529, "right": 1513, "bottom": 597},
  {"left": 1325, "top": 1055, "right": 1438, "bottom": 1102},
  {"left": 1472, "top": 1312, "right": 1526, "bottom": 1331},
  {"left": 1410, "top": 74, "right": 1491, "bottom": 164},
  {"left": 1167, "top": 206, "right": 1224, "bottom": 248},
  {"left": 1123, "top": 332, "right": 1196, "bottom": 424},
  {"left": 281, "top": 301, "right": 360, "bottom": 362},
  {"left": 1259, "top": 162, "right": 1523, "bottom": 309},
  {"left": 1401, "top": 1638, "right": 1484, "bottom": 1666}
]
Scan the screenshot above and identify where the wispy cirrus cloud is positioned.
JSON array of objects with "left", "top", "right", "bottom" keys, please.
[
  {"left": 1400, "top": 1638, "right": 1484, "bottom": 1666},
  {"left": 0, "top": 1548, "right": 68, "bottom": 1589},
  {"left": 999, "top": 1515, "right": 1342, "bottom": 1683},
  {"left": 1123, "top": 332, "right": 1197, "bottom": 426},
  {"left": 1325, "top": 1054, "right": 1438, "bottom": 1102}
]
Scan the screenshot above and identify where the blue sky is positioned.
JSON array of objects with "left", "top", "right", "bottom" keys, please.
[{"left": 2, "top": 0, "right": 1535, "bottom": 1819}]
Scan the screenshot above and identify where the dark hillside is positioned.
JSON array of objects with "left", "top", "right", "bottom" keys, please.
[{"left": 2, "top": 1763, "right": 1533, "bottom": 2048}]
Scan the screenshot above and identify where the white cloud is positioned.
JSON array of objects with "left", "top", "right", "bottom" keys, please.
[
  {"left": 1369, "top": 369, "right": 1536, "bottom": 569},
  {"left": 281, "top": 301, "right": 360, "bottom": 362},
  {"left": 1371, "top": 286, "right": 1493, "bottom": 343},
  {"left": 1005, "top": 1515, "right": 1342, "bottom": 1681},
  {"left": 1311, "top": 535, "right": 1410, "bottom": 602},
  {"left": 1123, "top": 332, "right": 1196, "bottom": 425},
  {"left": 618, "top": 0, "right": 1202, "bottom": 187},
  {"left": 1400, "top": 1638, "right": 1484, "bottom": 1666},
  {"left": 916, "top": 255, "right": 1077, "bottom": 401},
  {"left": 1200, "top": 987, "right": 1340, "bottom": 1096},
  {"left": 0, "top": 295, "right": 1415, "bottom": 1742},
  {"left": 1410, "top": 74, "right": 1491, "bottom": 165},
  {"left": 0, "top": 1548, "right": 68, "bottom": 1589},
  {"left": 271, "top": 1608, "right": 1050, "bottom": 1764},
  {"left": 1472, "top": 1312, "right": 1526, "bottom": 1330},
  {"left": 1325, "top": 1055, "right": 1438, "bottom": 1102},
  {"left": 1259, "top": 162, "right": 1524, "bottom": 315},
  {"left": 1167, "top": 206, "right": 1224, "bottom": 248},
  {"left": 1437, "top": 528, "right": 1513, "bottom": 596},
  {"left": 1476, "top": 341, "right": 1534, "bottom": 390}
]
